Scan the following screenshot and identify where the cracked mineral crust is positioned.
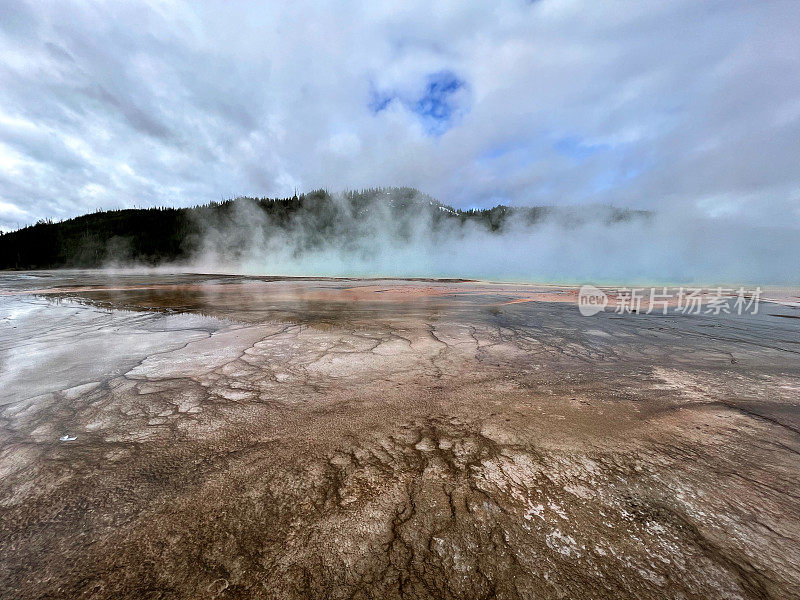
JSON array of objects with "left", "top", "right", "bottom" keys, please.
[{"left": 0, "top": 272, "right": 799, "bottom": 599}]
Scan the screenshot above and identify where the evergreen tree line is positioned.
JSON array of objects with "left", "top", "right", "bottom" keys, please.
[{"left": 0, "top": 188, "right": 650, "bottom": 269}]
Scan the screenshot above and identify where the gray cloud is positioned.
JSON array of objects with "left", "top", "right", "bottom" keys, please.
[{"left": 0, "top": 0, "right": 799, "bottom": 231}]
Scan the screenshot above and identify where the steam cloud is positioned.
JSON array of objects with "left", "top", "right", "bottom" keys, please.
[{"left": 186, "top": 191, "right": 799, "bottom": 285}]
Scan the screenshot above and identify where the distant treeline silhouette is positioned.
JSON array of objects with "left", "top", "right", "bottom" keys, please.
[{"left": 0, "top": 187, "right": 650, "bottom": 269}]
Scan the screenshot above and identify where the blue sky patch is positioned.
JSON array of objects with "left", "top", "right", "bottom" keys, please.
[
  {"left": 369, "top": 70, "right": 467, "bottom": 135},
  {"left": 554, "top": 136, "right": 609, "bottom": 161},
  {"left": 368, "top": 88, "right": 394, "bottom": 113},
  {"left": 477, "top": 139, "right": 542, "bottom": 167}
]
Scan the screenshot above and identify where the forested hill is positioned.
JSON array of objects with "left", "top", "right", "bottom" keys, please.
[{"left": 0, "top": 187, "right": 650, "bottom": 269}]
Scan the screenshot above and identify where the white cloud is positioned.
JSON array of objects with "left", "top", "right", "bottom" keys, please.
[
  {"left": 0, "top": 0, "right": 798, "bottom": 230},
  {"left": 0, "top": 199, "right": 25, "bottom": 217}
]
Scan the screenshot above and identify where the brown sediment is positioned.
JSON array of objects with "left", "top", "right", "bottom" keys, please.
[{"left": 0, "top": 272, "right": 799, "bottom": 600}]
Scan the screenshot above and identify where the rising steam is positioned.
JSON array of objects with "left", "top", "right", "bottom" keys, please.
[{"left": 186, "top": 189, "right": 799, "bottom": 285}]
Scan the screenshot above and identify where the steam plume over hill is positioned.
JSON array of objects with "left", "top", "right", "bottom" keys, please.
[{"left": 0, "top": 187, "right": 795, "bottom": 284}]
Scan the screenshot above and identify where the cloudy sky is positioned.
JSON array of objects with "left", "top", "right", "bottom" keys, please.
[{"left": 0, "top": 0, "right": 799, "bottom": 230}]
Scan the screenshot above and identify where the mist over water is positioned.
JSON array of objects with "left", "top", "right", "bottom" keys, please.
[{"left": 187, "top": 193, "right": 800, "bottom": 286}]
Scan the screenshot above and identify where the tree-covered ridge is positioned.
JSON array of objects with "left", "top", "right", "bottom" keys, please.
[{"left": 0, "top": 188, "right": 651, "bottom": 269}]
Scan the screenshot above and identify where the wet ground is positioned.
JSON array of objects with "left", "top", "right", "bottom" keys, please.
[{"left": 1, "top": 271, "right": 799, "bottom": 599}]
